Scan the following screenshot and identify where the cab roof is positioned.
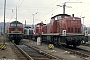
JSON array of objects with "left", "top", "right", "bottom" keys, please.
[
  {"left": 51, "top": 14, "right": 70, "bottom": 19},
  {"left": 10, "top": 21, "right": 22, "bottom": 24}
]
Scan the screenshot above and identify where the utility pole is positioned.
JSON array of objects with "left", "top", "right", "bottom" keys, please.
[
  {"left": 16, "top": 7, "right": 17, "bottom": 27},
  {"left": 32, "top": 12, "right": 38, "bottom": 29},
  {"left": 3, "top": 0, "right": 6, "bottom": 44},
  {"left": 1, "top": 26, "right": 2, "bottom": 35},
  {"left": 82, "top": 17, "right": 85, "bottom": 26},
  {"left": 4, "top": 0, "right": 6, "bottom": 34},
  {"left": 16, "top": 7, "right": 17, "bottom": 21},
  {"left": 63, "top": 3, "right": 66, "bottom": 14},
  {"left": 25, "top": 20, "right": 26, "bottom": 27},
  {"left": 32, "top": 12, "right": 38, "bottom": 44},
  {"left": 57, "top": 2, "right": 82, "bottom": 14},
  {"left": 82, "top": 17, "right": 85, "bottom": 33},
  {"left": 32, "top": 14, "right": 34, "bottom": 29}
]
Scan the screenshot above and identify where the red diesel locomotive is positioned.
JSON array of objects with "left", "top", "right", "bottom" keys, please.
[
  {"left": 34, "top": 14, "right": 88, "bottom": 47},
  {"left": 7, "top": 21, "right": 24, "bottom": 44}
]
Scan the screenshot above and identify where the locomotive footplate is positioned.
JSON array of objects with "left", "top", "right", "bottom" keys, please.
[{"left": 8, "top": 33, "right": 23, "bottom": 44}]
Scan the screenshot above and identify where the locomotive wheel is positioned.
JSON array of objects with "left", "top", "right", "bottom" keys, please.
[
  {"left": 81, "top": 40, "right": 86, "bottom": 44},
  {"left": 73, "top": 42, "right": 76, "bottom": 48},
  {"left": 58, "top": 38, "right": 61, "bottom": 46},
  {"left": 73, "top": 44, "right": 76, "bottom": 48},
  {"left": 12, "top": 40, "right": 14, "bottom": 43},
  {"left": 15, "top": 42, "right": 19, "bottom": 45},
  {"left": 53, "top": 36, "right": 58, "bottom": 45},
  {"left": 66, "top": 40, "right": 69, "bottom": 47},
  {"left": 14, "top": 40, "right": 19, "bottom": 45}
]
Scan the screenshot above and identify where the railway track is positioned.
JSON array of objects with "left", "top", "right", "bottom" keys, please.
[
  {"left": 17, "top": 45, "right": 54, "bottom": 60},
  {"left": 58, "top": 46, "right": 90, "bottom": 60},
  {"left": 73, "top": 47, "right": 90, "bottom": 56},
  {"left": 82, "top": 43, "right": 90, "bottom": 47},
  {"left": 43, "top": 41, "right": 90, "bottom": 59},
  {"left": 20, "top": 39, "right": 90, "bottom": 60},
  {"left": 26, "top": 43, "right": 90, "bottom": 60},
  {"left": 40, "top": 40, "right": 90, "bottom": 59},
  {"left": 13, "top": 42, "right": 63, "bottom": 60},
  {"left": 10, "top": 42, "right": 27, "bottom": 60}
]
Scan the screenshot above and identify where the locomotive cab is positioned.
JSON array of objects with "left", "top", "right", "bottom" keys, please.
[
  {"left": 23, "top": 26, "right": 34, "bottom": 39},
  {"left": 8, "top": 21, "right": 24, "bottom": 44}
]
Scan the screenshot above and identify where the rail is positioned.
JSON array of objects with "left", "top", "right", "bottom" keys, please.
[{"left": 13, "top": 43, "right": 34, "bottom": 60}]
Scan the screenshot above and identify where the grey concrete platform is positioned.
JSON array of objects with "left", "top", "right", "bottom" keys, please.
[{"left": 0, "top": 36, "right": 18, "bottom": 60}]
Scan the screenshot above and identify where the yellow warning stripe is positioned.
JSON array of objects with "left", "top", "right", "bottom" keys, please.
[
  {"left": 48, "top": 44, "right": 54, "bottom": 49},
  {"left": 0, "top": 44, "right": 6, "bottom": 50}
]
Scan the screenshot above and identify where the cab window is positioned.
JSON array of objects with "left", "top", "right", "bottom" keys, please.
[
  {"left": 17, "top": 24, "right": 22, "bottom": 27},
  {"left": 57, "top": 16, "right": 61, "bottom": 20},
  {"left": 11, "top": 24, "right": 16, "bottom": 26},
  {"left": 55, "top": 17, "right": 57, "bottom": 20},
  {"left": 50, "top": 19, "right": 54, "bottom": 23}
]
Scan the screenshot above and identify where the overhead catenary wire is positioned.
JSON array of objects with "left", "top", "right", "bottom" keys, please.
[
  {"left": 33, "top": 0, "right": 59, "bottom": 15},
  {"left": 1, "top": 0, "right": 90, "bottom": 24},
  {"left": 18, "top": 0, "right": 25, "bottom": 8},
  {"left": 36, "top": 0, "right": 71, "bottom": 21},
  {"left": 36, "top": 0, "right": 84, "bottom": 21},
  {"left": 9, "top": 0, "right": 25, "bottom": 22},
  {"left": 37, "top": 7, "right": 60, "bottom": 22},
  {"left": 19, "top": 0, "right": 90, "bottom": 23},
  {"left": 16, "top": 0, "right": 20, "bottom": 6},
  {"left": 8, "top": 0, "right": 20, "bottom": 22},
  {"left": 37, "top": 0, "right": 90, "bottom": 18}
]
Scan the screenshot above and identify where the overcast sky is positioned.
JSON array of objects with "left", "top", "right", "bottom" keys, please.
[{"left": 0, "top": 0, "right": 90, "bottom": 26}]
